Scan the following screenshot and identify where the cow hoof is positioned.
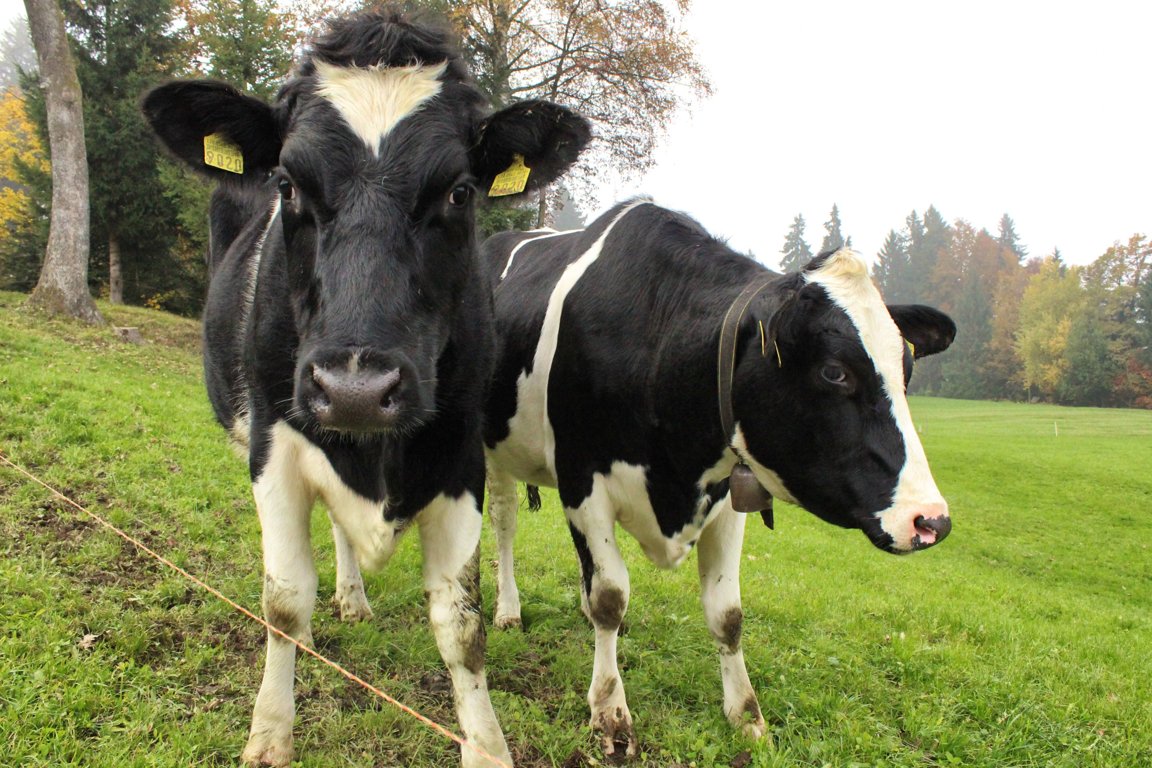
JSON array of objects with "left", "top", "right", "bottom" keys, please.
[
  {"left": 460, "top": 738, "right": 514, "bottom": 768},
  {"left": 739, "top": 717, "right": 768, "bottom": 740},
  {"left": 240, "top": 735, "right": 293, "bottom": 767},
  {"left": 726, "top": 696, "right": 767, "bottom": 740},
  {"left": 494, "top": 613, "right": 521, "bottom": 630},
  {"left": 593, "top": 708, "right": 637, "bottom": 759},
  {"left": 333, "top": 589, "right": 373, "bottom": 623}
]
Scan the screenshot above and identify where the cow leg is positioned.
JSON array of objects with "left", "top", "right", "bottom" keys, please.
[
  {"left": 329, "top": 511, "right": 373, "bottom": 622},
  {"left": 419, "top": 493, "right": 512, "bottom": 768},
  {"left": 487, "top": 468, "right": 522, "bottom": 629},
  {"left": 696, "top": 502, "right": 766, "bottom": 739},
  {"left": 242, "top": 447, "right": 318, "bottom": 767},
  {"left": 567, "top": 495, "right": 636, "bottom": 758}
]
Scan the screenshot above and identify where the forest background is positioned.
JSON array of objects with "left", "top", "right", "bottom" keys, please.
[{"left": 1, "top": 0, "right": 1149, "bottom": 409}]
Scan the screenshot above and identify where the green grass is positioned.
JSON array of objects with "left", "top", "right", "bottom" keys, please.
[{"left": 1, "top": 291, "right": 1150, "bottom": 767}]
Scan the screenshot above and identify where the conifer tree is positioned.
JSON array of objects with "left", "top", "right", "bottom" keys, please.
[
  {"left": 820, "top": 203, "right": 846, "bottom": 253},
  {"left": 779, "top": 213, "right": 812, "bottom": 272},
  {"left": 997, "top": 213, "right": 1027, "bottom": 262},
  {"left": 873, "top": 228, "right": 910, "bottom": 302}
]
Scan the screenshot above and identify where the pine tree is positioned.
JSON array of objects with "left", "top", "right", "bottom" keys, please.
[
  {"left": 779, "top": 214, "right": 812, "bottom": 272},
  {"left": 1059, "top": 313, "right": 1117, "bottom": 406},
  {"left": 997, "top": 213, "right": 1027, "bottom": 262},
  {"left": 906, "top": 205, "right": 950, "bottom": 305},
  {"left": 938, "top": 273, "right": 991, "bottom": 399},
  {"left": 872, "top": 229, "right": 910, "bottom": 302},
  {"left": 819, "top": 204, "right": 845, "bottom": 253}
]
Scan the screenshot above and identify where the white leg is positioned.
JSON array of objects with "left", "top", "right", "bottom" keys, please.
[
  {"left": 567, "top": 488, "right": 635, "bottom": 758},
  {"left": 242, "top": 434, "right": 318, "bottom": 767},
  {"left": 419, "top": 493, "right": 512, "bottom": 768},
  {"left": 329, "top": 511, "right": 373, "bottom": 622},
  {"left": 697, "top": 501, "right": 766, "bottom": 739},
  {"left": 487, "top": 468, "right": 522, "bottom": 629}
]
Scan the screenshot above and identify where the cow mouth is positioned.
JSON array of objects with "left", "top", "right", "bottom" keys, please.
[{"left": 862, "top": 509, "right": 951, "bottom": 555}]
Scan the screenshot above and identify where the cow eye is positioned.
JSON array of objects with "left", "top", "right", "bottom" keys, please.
[
  {"left": 278, "top": 178, "right": 296, "bottom": 201},
  {"left": 820, "top": 364, "right": 848, "bottom": 386},
  {"left": 448, "top": 184, "right": 472, "bottom": 207}
]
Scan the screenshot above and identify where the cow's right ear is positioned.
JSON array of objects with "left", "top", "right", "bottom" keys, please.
[
  {"left": 888, "top": 304, "right": 957, "bottom": 358},
  {"left": 471, "top": 100, "right": 592, "bottom": 198},
  {"left": 141, "top": 81, "right": 281, "bottom": 182}
]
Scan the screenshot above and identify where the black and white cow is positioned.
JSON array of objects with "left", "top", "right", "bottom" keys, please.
[
  {"left": 142, "top": 11, "right": 589, "bottom": 767},
  {"left": 479, "top": 200, "right": 956, "bottom": 756}
]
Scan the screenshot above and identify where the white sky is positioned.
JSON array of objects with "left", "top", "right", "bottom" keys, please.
[
  {"left": 5, "top": 2, "right": 1147, "bottom": 267},
  {"left": 588, "top": 1, "right": 1150, "bottom": 267}
]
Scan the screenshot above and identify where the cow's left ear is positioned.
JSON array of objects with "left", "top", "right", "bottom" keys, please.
[
  {"left": 471, "top": 100, "right": 591, "bottom": 197},
  {"left": 887, "top": 304, "right": 957, "bottom": 358}
]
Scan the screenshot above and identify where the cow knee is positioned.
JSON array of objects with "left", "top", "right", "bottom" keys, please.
[
  {"left": 706, "top": 605, "right": 744, "bottom": 654},
  {"left": 426, "top": 552, "right": 486, "bottom": 674},
  {"left": 263, "top": 574, "right": 315, "bottom": 641},
  {"left": 590, "top": 583, "right": 628, "bottom": 630}
]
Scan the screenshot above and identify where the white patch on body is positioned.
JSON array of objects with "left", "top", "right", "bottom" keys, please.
[
  {"left": 260, "top": 421, "right": 406, "bottom": 569},
  {"left": 315, "top": 61, "right": 447, "bottom": 156},
  {"left": 804, "top": 249, "right": 949, "bottom": 550},
  {"left": 498, "top": 228, "right": 567, "bottom": 280},
  {"left": 601, "top": 461, "right": 717, "bottom": 569},
  {"left": 489, "top": 200, "right": 651, "bottom": 485}
]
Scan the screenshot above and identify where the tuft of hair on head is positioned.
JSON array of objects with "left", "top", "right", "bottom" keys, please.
[
  {"left": 807, "top": 248, "right": 868, "bottom": 281},
  {"left": 301, "top": 6, "right": 464, "bottom": 76}
]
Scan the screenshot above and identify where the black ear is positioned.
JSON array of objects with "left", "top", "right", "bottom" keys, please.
[
  {"left": 141, "top": 80, "right": 280, "bottom": 182},
  {"left": 888, "top": 304, "right": 957, "bottom": 358},
  {"left": 471, "top": 100, "right": 591, "bottom": 197}
]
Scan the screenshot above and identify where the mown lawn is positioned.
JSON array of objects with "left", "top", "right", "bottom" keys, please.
[{"left": 1, "top": 292, "right": 1149, "bottom": 767}]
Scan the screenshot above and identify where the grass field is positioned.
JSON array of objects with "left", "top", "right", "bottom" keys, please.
[{"left": 1, "top": 292, "right": 1150, "bottom": 767}]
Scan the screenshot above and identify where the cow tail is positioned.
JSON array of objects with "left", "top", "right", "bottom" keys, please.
[{"left": 525, "top": 484, "right": 542, "bottom": 511}]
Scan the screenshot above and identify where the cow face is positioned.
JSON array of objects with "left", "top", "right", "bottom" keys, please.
[
  {"left": 143, "top": 12, "right": 590, "bottom": 435},
  {"left": 733, "top": 250, "right": 955, "bottom": 553}
]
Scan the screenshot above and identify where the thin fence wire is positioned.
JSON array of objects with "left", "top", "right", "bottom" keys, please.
[{"left": 0, "top": 450, "right": 511, "bottom": 768}]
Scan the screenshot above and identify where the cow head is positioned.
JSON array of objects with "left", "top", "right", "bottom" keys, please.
[
  {"left": 732, "top": 250, "right": 956, "bottom": 553},
  {"left": 143, "top": 10, "right": 590, "bottom": 435}
]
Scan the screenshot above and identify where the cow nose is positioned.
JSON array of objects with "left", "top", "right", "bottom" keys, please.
[
  {"left": 912, "top": 507, "right": 951, "bottom": 549},
  {"left": 309, "top": 365, "right": 403, "bottom": 431}
]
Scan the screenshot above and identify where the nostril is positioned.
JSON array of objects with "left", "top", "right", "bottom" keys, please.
[
  {"left": 376, "top": 369, "right": 402, "bottom": 411},
  {"left": 913, "top": 514, "right": 951, "bottom": 546}
]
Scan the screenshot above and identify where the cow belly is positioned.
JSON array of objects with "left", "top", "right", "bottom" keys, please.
[{"left": 265, "top": 421, "right": 404, "bottom": 570}]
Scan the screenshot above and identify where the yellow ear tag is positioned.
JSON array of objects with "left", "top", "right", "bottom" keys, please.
[
  {"left": 906, "top": 339, "right": 916, "bottom": 358},
  {"left": 488, "top": 154, "right": 531, "bottom": 197},
  {"left": 203, "top": 133, "right": 244, "bottom": 175}
]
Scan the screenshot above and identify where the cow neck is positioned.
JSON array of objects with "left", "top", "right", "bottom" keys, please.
[{"left": 716, "top": 273, "right": 776, "bottom": 529}]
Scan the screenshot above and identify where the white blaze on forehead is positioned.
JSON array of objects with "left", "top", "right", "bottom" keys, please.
[
  {"left": 804, "top": 249, "right": 947, "bottom": 547},
  {"left": 314, "top": 60, "right": 448, "bottom": 156}
]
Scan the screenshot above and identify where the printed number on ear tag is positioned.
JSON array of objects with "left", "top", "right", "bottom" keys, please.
[
  {"left": 203, "top": 133, "right": 244, "bottom": 175},
  {"left": 488, "top": 154, "right": 531, "bottom": 197}
]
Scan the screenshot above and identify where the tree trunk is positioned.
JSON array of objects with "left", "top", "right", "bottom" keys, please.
[
  {"left": 536, "top": 187, "right": 549, "bottom": 228},
  {"left": 108, "top": 233, "right": 122, "bottom": 304},
  {"left": 24, "top": 0, "right": 102, "bottom": 324}
]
